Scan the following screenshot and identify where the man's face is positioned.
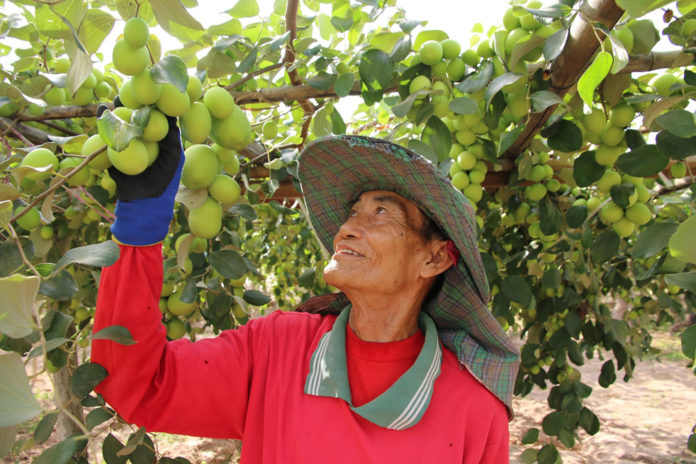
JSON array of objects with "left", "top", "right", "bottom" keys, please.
[{"left": 323, "top": 190, "right": 435, "bottom": 296}]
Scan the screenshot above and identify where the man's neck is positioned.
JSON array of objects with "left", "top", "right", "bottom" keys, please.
[{"left": 346, "top": 294, "right": 423, "bottom": 342}]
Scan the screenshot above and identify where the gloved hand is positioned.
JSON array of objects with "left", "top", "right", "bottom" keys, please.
[{"left": 97, "top": 99, "right": 184, "bottom": 246}]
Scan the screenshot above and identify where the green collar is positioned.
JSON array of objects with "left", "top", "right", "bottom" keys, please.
[{"left": 305, "top": 306, "right": 442, "bottom": 430}]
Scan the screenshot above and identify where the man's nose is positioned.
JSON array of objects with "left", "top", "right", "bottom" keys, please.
[{"left": 337, "top": 213, "right": 365, "bottom": 239}]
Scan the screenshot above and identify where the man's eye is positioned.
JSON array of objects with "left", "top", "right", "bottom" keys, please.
[
  {"left": 376, "top": 206, "right": 387, "bottom": 214},
  {"left": 349, "top": 209, "right": 358, "bottom": 217}
]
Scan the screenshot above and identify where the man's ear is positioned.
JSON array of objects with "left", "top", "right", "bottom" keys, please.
[{"left": 421, "top": 239, "right": 454, "bottom": 279}]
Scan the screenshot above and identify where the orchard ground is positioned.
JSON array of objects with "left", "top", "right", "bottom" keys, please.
[{"left": 5, "top": 329, "right": 694, "bottom": 464}]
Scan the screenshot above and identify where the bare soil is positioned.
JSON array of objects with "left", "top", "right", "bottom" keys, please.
[{"left": 3, "top": 331, "right": 695, "bottom": 464}]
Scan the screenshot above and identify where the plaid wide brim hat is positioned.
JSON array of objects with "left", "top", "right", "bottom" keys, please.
[{"left": 297, "top": 135, "right": 520, "bottom": 416}]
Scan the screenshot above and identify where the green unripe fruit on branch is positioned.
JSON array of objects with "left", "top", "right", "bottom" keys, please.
[
  {"left": 670, "top": 162, "right": 687, "bottom": 178},
  {"left": 203, "top": 87, "right": 236, "bottom": 119},
  {"left": 650, "top": 73, "right": 679, "bottom": 97},
  {"left": 124, "top": 17, "right": 149, "bottom": 48},
  {"left": 167, "top": 290, "right": 195, "bottom": 316},
  {"left": 107, "top": 138, "right": 150, "bottom": 175},
  {"left": 188, "top": 197, "right": 222, "bottom": 239},
  {"left": 21, "top": 147, "right": 59, "bottom": 180},
  {"left": 408, "top": 75, "right": 431, "bottom": 98},
  {"left": 131, "top": 70, "right": 161, "bottom": 105},
  {"left": 595, "top": 145, "right": 625, "bottom": 166},
  {"left": 210, "top": 105, "right": 253, "bottom": 151},
  {"left": 625, "top": 202, "right": 652, "bottom": 225},
  {"left": 599, "top": 201, "right": 623, "bottom": 224},
  {"left": 166, "top": 318, "right": 187, "bottom": 339},
  {"left": 15, "top": 206, "right": 41, "bottom": 230},
  {"left": 157, "top": 83, "right": 191, "bottom": 117},
  {"left": 608, "top": 103, "right": 636, "bottom": 127},
  {"left": 118, "top": 80, "right": 141, "bottom": 109},
  {"left": 112, "top": 39, "right": 149, "bottom": 76},
  {"left": 181, "top": 101, "right": 212, "bottom": 144},
  {"left": 142, "top": 109, "right": 169, "bottom": 142},
  {"left": 209, "top": 174, "right": 241, "bottom": 204},
  {"left": 83, "top": 134, "right": 111, "bottom": 170},
  {"left": 59, "top": 157, "right": 90, "bottom": 186},
  {"left": 600, "top": 124, "right": 625, "bottom": 147},
  {"left": 186, "top": 75, "right": 203, "bottom": 102},
  {"left": 45, "top": 87, "right": 66, "bottom": 106},
  {"left": 451, "top": 171, "right": 470, "bottom": 190},
  {"left": 182, "top": 144, "right": 219, "bottom": 190},
  {"left": 440, "top": 39, "right": 461, "bottom": 60},
  {"left": 596, "top": 169, "right": 622, "bottom": 193},
  {"left": 582, "top": 107, "right": 606, "bottom": 134},
  {"left": 525, "top": 183, "right": 547, "bottom": 202},
  {"left": 419, "top": 40, "right": 444, "bottom": 65},
  {"left": 39, "top": 225, "right": 54, "bottom": 240},
  {"left": 612, "top": 217, "right": 635, "bottom": 238}
]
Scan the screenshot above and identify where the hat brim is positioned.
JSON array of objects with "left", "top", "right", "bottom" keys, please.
[{"left": 298, "top": 135, "right": 520, "bottom": 415}]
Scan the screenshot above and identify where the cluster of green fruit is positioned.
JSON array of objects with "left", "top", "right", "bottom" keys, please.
[
  {"left": 181, "top": 144, "right": 243, "bottom": 239},
  {"left": 448, "top": 143, "right": 488, "bottom": 203},
  {"left": 520, "top": 151, "right": 560, "bottom": 203},
  {"left": 44, "top": 63, "right": 114, "bottom": 107}
]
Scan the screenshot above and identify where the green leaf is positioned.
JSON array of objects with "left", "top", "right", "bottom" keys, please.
[
  {"left": 307, "top": 72, "right": 336, "bottom": 91},
  {"left": 530, "top": 90, "right": 564, "bottom": 113},
  {"left": 359, "top": 49, "right": 393, "bottom": 90},
  {"left": 208, "top": 250, "right": 246, "bottom": 280},
  {"left": 226, "top": 0, "right": 259, "bottom": 17},
  {"left": 34, "top": 434, "right": 87, "bottom": 464},
  {"left": 538, "top": 444, "right": 560, "bottom": 464},
  {"left": 390, "top": 36, "right": 411, "bottom": 62},
  {"left": 632, "top": 222, "right": 678, "bottom": 259},
  {"left": 688, "top": 434, "right": 696, "bottom": 453},
  {"left": 655, "top": 109, "right": 696, "bottom": 138},
  {"left": 237, "top": 47, "right": 258, "bottom": 74},
  {"left": 609, "top": 183, "right": 635, "bottom": 209},
  {"left": 0, "top": 352, "right": 42, "bottom": 426},
  {"left": 541, "top": 411, "right": 564, "bottom": 436},
  {"left": 665, "top": 272, "right": 696, "bottom": 294},
  {"left": 422, "top": 116, "right": 452, "bottom": 162},
  {"left": 34, "top": 411, "right": 58, "bottom": 444},
  {"left": 669, "top": 216, "right": 696, "bottom": 264},
  {"left": 521, "top": 427, "right": 539, "bottom": 445},
  {"left": 544, "top": 27, "right": 568, "bottom": 61},
  {"left": 331, "top": 110, "right": 346, "bottom": 135},
  {"left": 0, "top": 274, "right": 39, "bottom": 339},
  {"left": 102, "top": 433, "right": 127, "bottom": 464},
  {"left": 150, "top": 0, "right": 204, "bottom": 35},
  {"left": 580, "top": 407, "right": 600, "bottom": 434},
  {"left": 656, "top": 130, "right": 696, "bottom": 160},
  {"left": 615, "top": 145, "right": 668, "bottom": 177},
  {"left": 27, "top": 338, "right": 70, "bottom": 360},
  {"left": 680, "top": 324, "right": 696, "bottom": 359},
  {"left": 616, "top": 0, "right": 673, "bottom": 18},
  {"left": 334, "top": 73, "right": 355, "bottom": 98},
  {"left": 539, "top": 198, "right": 561, "bottom": 235},
  {"left": 566, "top": 204, "right": 588, "bottom": 228},
  {"left": 150, "top": 55, "right": 189, "bottom": 94},
  {"left": 392, "top": 91, "right": 424, "bottom": 118},
  {"left": 484, "top": 73, "right": 524, "bottom": 108},
  {"left": 607, "top": 33, "right": 629, "bottom": 74},
  {"left": 399, "top": 20, "right": 422, "bottom": 34},
  {"left": 497, "top": 126, "right": 524, "bottom": 156},
  {"left": 590, "top": 230, "right": 620, "bottom": 264},
  {"left": 456, "top": 60, "right": 493, "bottom": 94},
  {"left": 599, "top": 360, "right": 616, "bottom": 387},
  {"left": 331, "top": 14, "right": 353, "bottom": 32},
  {"left": 70, "top": 362, "right": 108, "bottom": 399},
  {"left": 91, "top": 325, "right": 137, "bottom": 346},
  {"left": 501, "top": 275, "right": 532, "bottom": 306},
  {"left": 627, "top": 19, "right": 660, "bottom": 53},
  {"left": 51, "top": 241, "right": 120, "bottom": 278},
  {"left": 78, "top": 9, "right": 115, "bottom": 55},
  {"left": 578, "top": 51, "right": 612, "bottom": 108},
  {"left": 449, "top": 97, "right": 479, "bottom": 115},
  {"left": 39, "top": 269, "right": 78, "bottom": 301},
  {"left": 546, "top": 119, "right": 583, "bottom": 152},
  {"left": 243, "top": 289, "right": 271, "bottom": 306},
  {"left": 97, "top": 110, "right": 144, "bottom": 152},
  {"left": 86, "top": 408, "right": 114, "bottom": 431},
  {"left": 542, "top": 268, "right": 561, "bottom": 289},
  {"left": 0, "top": 425, "right": 17, "bottom": 459}
]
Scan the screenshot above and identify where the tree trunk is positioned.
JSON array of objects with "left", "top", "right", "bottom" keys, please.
[{"left": 53, "top": 350, "right": 85, "bottom": 440}]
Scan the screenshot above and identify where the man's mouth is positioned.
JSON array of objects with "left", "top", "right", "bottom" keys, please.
[{"left": 335, "top": 247, "right": 363, "bottom": 257}]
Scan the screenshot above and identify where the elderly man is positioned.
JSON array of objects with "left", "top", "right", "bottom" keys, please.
[{"left": 92, "top": 122, "right": 520, "bottom": 463}]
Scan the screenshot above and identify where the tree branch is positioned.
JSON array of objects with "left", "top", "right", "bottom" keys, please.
[
  {"left": 505, "top": 0, "right": 625, "bottom": 156},
  {"left": 0, "top": 117, "right": 53, "bottom": 144}
]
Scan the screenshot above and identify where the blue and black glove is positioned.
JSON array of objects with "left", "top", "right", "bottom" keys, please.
[{"left": 97, "top": 99, "right": 184, "bottom": 246}]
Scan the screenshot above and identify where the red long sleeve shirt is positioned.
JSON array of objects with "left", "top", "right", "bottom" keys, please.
[{"left": 92, "top": 243, "right": 509, "bottom": 463}]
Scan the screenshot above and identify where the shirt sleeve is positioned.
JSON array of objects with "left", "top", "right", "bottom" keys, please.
[
  {"left": 91, "top": 243, "right": 255, "bottom": 439},
  {"left": 477, "top": 400, "right": 510, "bottom": 464}
]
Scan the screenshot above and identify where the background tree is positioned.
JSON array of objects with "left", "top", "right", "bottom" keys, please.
[{"left": 1, "top": 0, "right": 696, "bottom": 462}]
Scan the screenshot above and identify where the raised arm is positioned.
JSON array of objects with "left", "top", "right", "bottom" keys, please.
[{"left": 90, "top": 105, "right": 251, "bottom": 438}]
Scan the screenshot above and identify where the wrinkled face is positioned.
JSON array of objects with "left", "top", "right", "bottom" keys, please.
[{"left": 323, "top": 190, "right": 434, "bottom": 296}]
